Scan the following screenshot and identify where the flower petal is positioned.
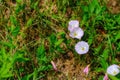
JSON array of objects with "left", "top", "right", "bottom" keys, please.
[
  {"left": 51, "top": 61, "right": 57, "bottom": 71},
  {"left": 68, "top": 20, "right": 79, "bottom": 32},
  {"left": 83, "top": 65, "right": 89, "bottom": 75},
  {"left": 69, "top": 27, "right": 84, "bottom": 39},
  {"left": 103, "top": 74, "right": 109, "bottom": 80}
]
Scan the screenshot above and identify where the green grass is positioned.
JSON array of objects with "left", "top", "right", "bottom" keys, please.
[{"left": 0, "top": 0, "right": 120, "bottom": 80}]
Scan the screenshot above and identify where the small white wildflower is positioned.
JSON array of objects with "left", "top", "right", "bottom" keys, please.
[
  {"left": 75, "top": 41, "right": 89, "bottom": 54},
  {"left": 69, "top": 27, "right": 84, "bottom": 39},
  {"left": 68, "top": 20, "right": 79, "bottom": 32},
  {"left": 107, "top": 64, "right": 120, "bottom": 76}
]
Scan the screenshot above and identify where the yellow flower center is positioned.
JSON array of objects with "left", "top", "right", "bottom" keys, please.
[
  {"left": 81, "top": 47, "right": 85, "bottom": 51},
  {"left": 74, "top": 33, "right": 77, "bottom": 36},
  {"left": 113, "top": 71, "right": 117, "bottom": 75}
]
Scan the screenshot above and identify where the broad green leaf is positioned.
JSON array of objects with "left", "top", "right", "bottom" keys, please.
[
  {"left": 82, "top": 14, "right": 89, "bottom": 22},
  {"left": 1, "top": 73, "right": 13, "bottom": 78},
  {"left": 33, "top": 69, "right": 37, "bottom": 80},
  {"left": 37, "top": 44, "right": 45, "bottom": 56},
  {"left": 10, "top": 16, "right": 17, "bottom": 25},
  {"left": 15, "top": 3, "right": 26, "bottom": 14},
  {"left": 109, "top": 75, "right": 119, "bottom": 80},
  {"left": 98, "top": 76, "right": 104, "bottom": 80},
  {"left": 49, "top": 34, "right": 57, "bottom": 45},
  {"left": 55, "top": 39, "right": 64, "bottom": 47},
  {"left": 95, "top": 68, "right": 104, "bottom": 73},
  {"left": 57, "top": 32, "right": 65, "bottom": 37},
  {"left": 0, "top": 41, "right": 15, "bottom": 48},
  {"left": 93, "top": 44, "right": 102, "bottom": 55},
  {"left": 38, "top": 65, "right": 52, "bottom": 72},
  {"left": 92, "top": 0, "right": 99, "bottom": 5},
  {"left": 81, "top": 6, "right": 89, "bottom": 12},
  {"left": 11, "top": 26, "right": 20, "bottom": 36},
  {"left": 89, "top": 0, "right": 101, "bottom": 14},
  {"left": 0, "top": 63, "right": 13, "bottom": 78},
  {"left": 114, "top": 32, "right": 120, "bottom": 42},
  {"left": 34, "top": 1, "right": 39, "bottom": 9},
  {"left": 26, "top": 18, "right": 33, "bottom": 27},
  {"left": 21, "top": 73, "right": 33, "bottom": 80},
  {"left": 116, "top": 15, "right": 120, "bottom": 25},
  {"left": 99, "top": 58, "right": 108, "bottom": 70},
  {"left": 101, "top": 48, "right": 109, "bottom": 60},
  {"left": 40, "top": 57, "right": 47, "bottom": 63},
  {"left": 13, "top": 52, "right": 29, "bottom": 62},
  {"left": 89, "top": 2, "right": 95, "bottom": 13},
  {"left": 16, "top": 0, "right": 22, "bottom": 3},
  {"left": 95, "top": 5, "right": 101, "bottom": 14},
  {"left": 87, "top": 35, "right": 93, "bottom": 46}
]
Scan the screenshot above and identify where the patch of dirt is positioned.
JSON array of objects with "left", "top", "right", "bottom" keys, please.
[
  {"left": 107, "top": 0, "right": 120, "bottom": 14},
  {"left": 47, "top": 52, "right": 93, "bottom": 80}
]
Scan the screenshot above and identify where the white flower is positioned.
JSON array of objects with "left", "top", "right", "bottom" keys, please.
[
  {"left": 75, "top": 41, "right": 89, "bottom": 54},
  {"left": 69, "top": 27, "right": 84, "bottom": 39},
  {"left": 68, "top": 20, "right": 79, "bottom": 32},
  {"left": 107, "top": 64, "right": 120, "bottom": 76}
]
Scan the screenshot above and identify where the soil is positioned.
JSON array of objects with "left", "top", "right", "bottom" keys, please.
[
  {"left": 46, "top": 52, "right": 92, "bottom": 80},
  {"left": 107, "top": 0, "right": 120, "bottom": 14}
]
